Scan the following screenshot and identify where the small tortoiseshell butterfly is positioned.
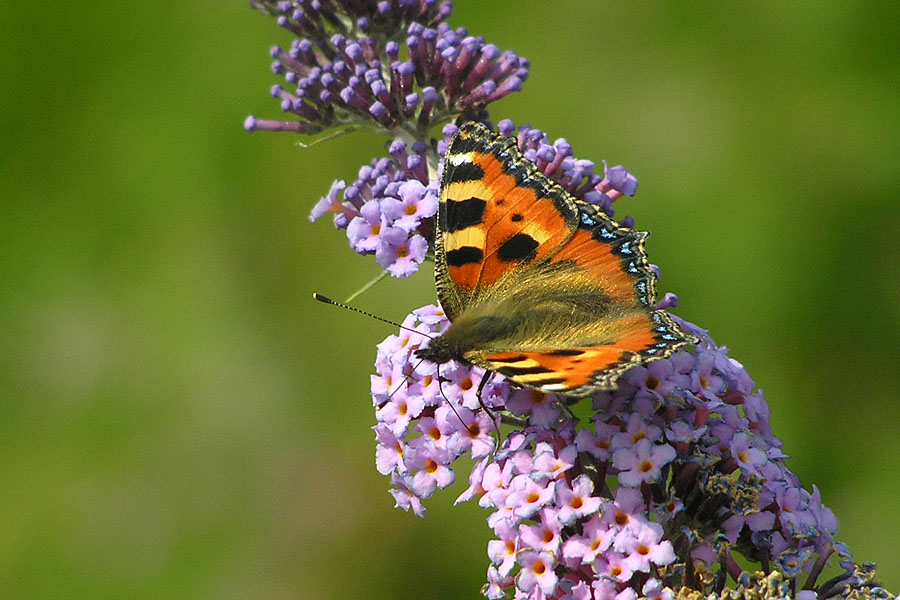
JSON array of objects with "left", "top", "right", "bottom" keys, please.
[{"left": 416, "top": 121, "right": 695, "bottom": 396}]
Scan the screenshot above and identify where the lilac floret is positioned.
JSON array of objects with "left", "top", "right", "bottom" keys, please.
[
  {"left": 603, "top": 160, "right": 639, "bottom": 197},
  {"left": 380, "top": 179, "right": 438, "bottom": 231},
  {"left": 309, "top": 135, "right": 437, "bottom": 277},
  {"left": 375, "top": 229, "right": 428, "bottom": 276}
]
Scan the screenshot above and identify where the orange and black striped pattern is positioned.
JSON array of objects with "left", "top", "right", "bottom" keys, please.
[{"left": 416, "top": 121, "right": 695, "bottom": 396}]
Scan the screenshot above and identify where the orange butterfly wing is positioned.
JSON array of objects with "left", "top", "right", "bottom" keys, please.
[
  {"left": 477, "top": 311, "right": 685, "bottom": 395},
  {"left": 431, "top": 121, "right": 693, "bottom": 395},
  {"left": 435, "top": 124, "right": 579, "bottom": 320}
]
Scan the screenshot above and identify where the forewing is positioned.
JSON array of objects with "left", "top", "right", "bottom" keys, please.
[
  {"left": 435, "top": 121, "right": 579, "bottom": 320},
  {"left": 549, "top": 202, "right": 659, "bottom": 307}
]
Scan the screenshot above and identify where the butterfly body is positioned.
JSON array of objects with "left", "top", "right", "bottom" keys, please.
[{"left": 416, "top": 122, "right": 694, "bottom": 397}]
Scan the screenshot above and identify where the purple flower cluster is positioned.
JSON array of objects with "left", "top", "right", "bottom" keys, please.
[
  {"left": 372, "top": 305, "right": 508, "bottom": 515},
  {"left": 310, "top": 139, "right": 437, "bottom": 276},
  {"left": 246, "top": 1, "right": 528, "bottom": 135},
  {"left": 583, "top": 321, "right": 843, "bottom": 590},
  {"left": 303, "top": 117, "right": 888, "bottom": 597},
  {"left": 476, "top": 436, "right": 678, "bottom": 599},
  {"left": 250, "top": 0, "right": 452, "bottom": 38},
  {"left": 369, "top": 298, "right": 887, "bottom": 598}
]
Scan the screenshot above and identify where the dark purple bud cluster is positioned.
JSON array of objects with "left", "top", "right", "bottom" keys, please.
[
  {"left": 246, "top": 1, "right": 528, "bottom": 136},
  {"left": 250, "top": 0, "right": 452, "bottom": 39}
]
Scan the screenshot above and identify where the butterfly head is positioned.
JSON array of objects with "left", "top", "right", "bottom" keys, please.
[
  {"left": 416, "top": 312, "right": 519, "bottom": 367},
  {"left": 415, "top": 335, "right": 454, "bottom": 365}
]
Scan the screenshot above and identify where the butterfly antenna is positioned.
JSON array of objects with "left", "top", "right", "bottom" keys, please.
[{"left": 313, "top": 293, "right": 433, "bottom": 339}]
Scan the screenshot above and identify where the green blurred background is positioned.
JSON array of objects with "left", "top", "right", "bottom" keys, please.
[{"left": 2, "top": 2, "right": 898, "bottom": 598}]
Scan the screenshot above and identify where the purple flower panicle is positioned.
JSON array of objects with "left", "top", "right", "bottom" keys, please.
[
  {"left": 373, "top": 306, "right": 888, "bottom": 599},
  {"left": 250, "top": 0, "right": 452, "bottom": 39},
  {"left": 247, "top": 5, "right": 891, "bottom": 598},
  {"left": 306, "top": 118, "right": 887, "bottom": 597},
  {"left": 247, "top": 1, "right": 528, "bottom": 135}
]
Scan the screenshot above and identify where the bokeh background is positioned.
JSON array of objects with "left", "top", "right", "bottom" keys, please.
[{"left": 2, "top": 2, "right": 898, "bottom": 598}]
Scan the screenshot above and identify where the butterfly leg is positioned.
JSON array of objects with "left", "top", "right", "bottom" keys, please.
[
  {"left": 475, "top": 371, "right": 502, "bottom": 454},
  {"left": 475, "top": 370, "right": 493, "bottom": 410}
]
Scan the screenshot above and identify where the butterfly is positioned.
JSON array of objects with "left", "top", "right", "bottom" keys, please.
[{"left": 415, "top": 121, "right": 695, "bottom": 397}]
